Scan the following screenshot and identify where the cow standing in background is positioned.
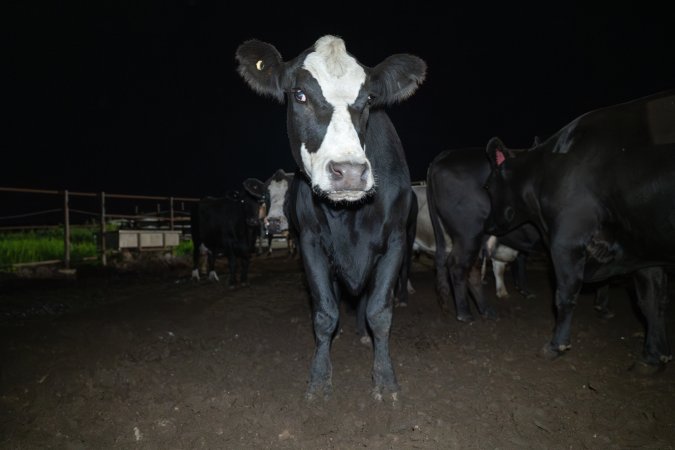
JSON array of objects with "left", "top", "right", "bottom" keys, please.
[
  {"left": 190, "top": 178, "right": 265, "bottom": 288},
  {"left": 484, "top": 89, "right": 675, "bottom": 372},
  {"left": 426, "top": 147, "right": 545, "bottom": 322},
  {"left": 262, "top": 169, "right": 296, "bottom": 257},
  {"left": 411, "top": 184, "right": 533, "bottom": 301},
  {"left": 237, "top": 35, "right": 424, "bottom": 400}
]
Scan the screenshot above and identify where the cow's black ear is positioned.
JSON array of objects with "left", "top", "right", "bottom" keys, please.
[
  {"left": 236, "top": 40, "right": 286, "bottom": 102},
  {"left": 486, "top": 137, "right": 509, "bottom": 169},
  {"left": 243, "top": 178, "right": 266, "bottom": 199},
  {"left": 368, "top": 54, "right": 427, "bottom": 106}
]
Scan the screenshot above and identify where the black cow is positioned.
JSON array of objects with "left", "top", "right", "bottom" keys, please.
[
  {"left": 484, "top": 89, "right": 675, "bottom": 372},
  {"left": 426, "top": 147, "right": 544, "bottom": 322},
  {"left": 412, "top": 184, "right": 533, "bottom": 301},
  {"left": 190, "top": 178, "right": 265, "bottom": 288},
  {"left": 262, "top": 169, "right": 297, "bottom": 257},
  {"left": 237, "top": 35, "right": 425, "bottom": 400}
]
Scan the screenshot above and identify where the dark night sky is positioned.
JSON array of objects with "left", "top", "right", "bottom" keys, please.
[{"left": 6, "top": 2, "right": 675, "bottom": 198}]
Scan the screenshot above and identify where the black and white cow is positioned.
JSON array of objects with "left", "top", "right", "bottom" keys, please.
[
  {"left": 262, "top": 169, "right": 296, "bottom": 257},
  {"left": 236, "top": 35, "right": 425, "bottom": 400},
  {"left": 426, "top": 147, "right": 545, "bottom": 322},
  {"left": 484, "top": 89, "right": 675, "bottom": 372},
  {"left": 411, "top": 184, "right": 532, "bottom": 301},
  {"left": 190, "top": 178, "right": 265, "bottom": 288}
]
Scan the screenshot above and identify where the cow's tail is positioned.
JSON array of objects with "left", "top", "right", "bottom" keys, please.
[
  {"left": 426, "top": 164, "right": 452, "bottom": 314},
  {"left": 396, "top": 187, "right": 418, "bottom": 306}
]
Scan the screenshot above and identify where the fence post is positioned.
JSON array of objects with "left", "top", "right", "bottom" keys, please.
[
  {"left": 100, "top": 191, "right": 107, "bottom": 266},
  {"left": 169, "top": 197, "right": 174, "bottom": 230},
  {"left": 64, "top": 190, "right": 70, "bottom": 269}
]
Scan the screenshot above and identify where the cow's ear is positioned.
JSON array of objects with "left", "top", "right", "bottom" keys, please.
[
  {"left": 486, "top": 137, "right": 510, "bottom": 169},
  {"left": 368, "top": 54, "right": 427, "bottom": 106},
  {"left": 236, "top": 40, "right": 286, "bottom": 103},
  {"left": 243, "top": 178, "right": 266, "bottom": 199}
]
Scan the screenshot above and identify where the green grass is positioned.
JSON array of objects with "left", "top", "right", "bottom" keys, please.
[
  {"left": 0, "top": 227, "right": 98, "bottom": 266},
  {"left": 174, "top": 239, "right": 193, "bottom": 257},
  {"left": 0, "top": 226, "right": 194, "bottom": 268}
]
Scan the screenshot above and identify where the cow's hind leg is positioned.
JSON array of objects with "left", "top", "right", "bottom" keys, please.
[
  {"left": 207, "top": 250, "right": 219, "bottom": 281},
  {"left": 240, "top": 255, "right": 251, "bottom": 287},
  {"left": 191, "top": 242, "right": 202, "bottom": 281},
  {"left": 631, "top": 267, "right": 672, "bottom": 374},
  {"left": 513, "top": 253, "right": 535, "bottom": 299},
  {"left": 449, "top": 242, "right": 496, "bottom": 321},
  {"left": 227, "top": 251, "right": 237, "bottom": 289},
  {"left": 593, "top": 283, "right": 614, "bottom": 319},
  {"left": 492, "top": 260, "right": 509, "bottom": 299}
]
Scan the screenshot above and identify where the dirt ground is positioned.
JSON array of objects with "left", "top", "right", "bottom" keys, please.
[{"left": 1, "top": 251, "right": 674, "bottom": 449}]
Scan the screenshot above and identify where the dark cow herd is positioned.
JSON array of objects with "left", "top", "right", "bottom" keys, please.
[{"left": 188, "top": 35, "right": 674, "bottom": 400}]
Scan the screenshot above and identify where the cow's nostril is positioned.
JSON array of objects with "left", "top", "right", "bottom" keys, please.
[
  {"left": 360, "top": 165, "right": 369, "bottom": 181},
  {"left": 329, "top": 161, "right": 344, "bottom": 180}
]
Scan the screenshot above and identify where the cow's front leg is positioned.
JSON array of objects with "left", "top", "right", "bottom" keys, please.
[
  {"left": 542, "top": 247, "right": 584, "bottom": 359},
  {"left": 367, "top": 293, "right": 397, "bottom": 400},
  {"left": 367, "top": 244, "right": 402, "bottom": 400},
  {"left": 306, "top": 292, "right": 339, "bottom": 400},
  {"left": 301, "top": 242, "right": 339, "bottom": 400}
]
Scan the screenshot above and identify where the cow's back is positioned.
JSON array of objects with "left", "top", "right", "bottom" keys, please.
[
  {"left": 198, "top": 198, "right": 248, "bottom": 253},
  {"left": 509, "top": 91, "right": 675, "bottom": 279}
]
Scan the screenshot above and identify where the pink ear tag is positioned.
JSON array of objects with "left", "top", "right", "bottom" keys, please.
[{"left": 496, "top": 148, "right": 506, "bottom": 166}]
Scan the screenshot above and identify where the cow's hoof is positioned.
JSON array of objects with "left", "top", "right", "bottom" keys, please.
[
  {"left": 456, "top": 313, "right": 475, "bottom": 323},
  {"left": 629, "top": 360, "right": 665, "bottom": 376},
  {"left": 481, "top": 307, "right": 498, "bottom": 320},
  {"left": 228, "top": 285, "right": 236, "bottom": 290},
  {"left": 305, "top": 384, "right": 332, "bottom": 402},
  {"left": 518, "top": 289, "right": 536, "bottom": 300},
  {"left": 359, "top": 335, "right": 371, "bottom": 346},
  {"left": 539, "top": 344, "right": 561, "bottom": 360},
  {"left": 594, "top": 306, "right": 615, "bottom": 319},
  {"left": 371, "top": 385, "right": 399, "bottom": 402}
]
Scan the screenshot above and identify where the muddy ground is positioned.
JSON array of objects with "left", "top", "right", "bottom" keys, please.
[{"left": 1, "top": 251, "right": 674, "bottom": 449}]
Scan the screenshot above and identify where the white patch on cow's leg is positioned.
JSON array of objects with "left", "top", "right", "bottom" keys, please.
[
  {"left": 492, "top": 260, "right": 509, "bottom": 298},
  {"left": 406, "top": 279, "right": 416, "bottom": 295},
  {"left": 480, "top": 254, "right": 488, "bottom": 285},
  {"left": 208, "top": 271, "right": 219, "bottom": 281},
  {"left": 191, "top": 269, "right": 200, "bottom": 281}
]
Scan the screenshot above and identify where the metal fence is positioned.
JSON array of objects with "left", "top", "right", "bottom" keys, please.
[{"left": 0, "top": 187, "right": 200, "bottom": 268}]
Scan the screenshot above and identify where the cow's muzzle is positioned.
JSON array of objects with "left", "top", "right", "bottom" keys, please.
[{"left": 327, "top": 160, "right": 370, "bottom": 192}]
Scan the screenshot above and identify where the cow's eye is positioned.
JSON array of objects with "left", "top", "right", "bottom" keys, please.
[
  {"left": 293, "top": 89, "right": 307, "bottom": 103},
  {"left": 367, "top": 94, "right": 374, "bottom": 105}
]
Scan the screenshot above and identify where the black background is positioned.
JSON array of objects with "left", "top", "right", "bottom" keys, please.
[{"left": 6, "top": 2, "right": 675, "bottom": 197}]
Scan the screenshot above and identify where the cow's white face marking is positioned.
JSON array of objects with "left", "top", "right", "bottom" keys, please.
[
  {"left": 266, "top": 178, "right": 289, "bottom": 231},
  {"left": 300, "top": 36, "right": 374, "bottom": 202}
]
